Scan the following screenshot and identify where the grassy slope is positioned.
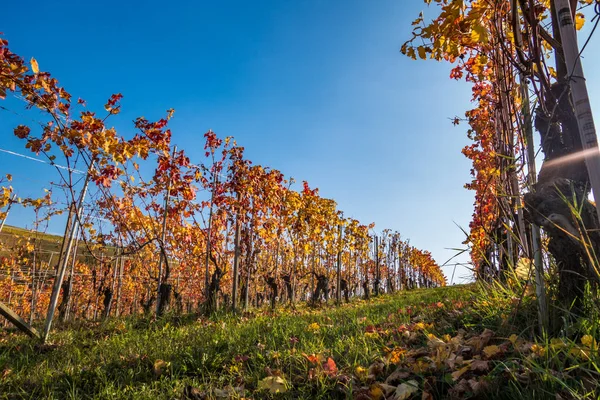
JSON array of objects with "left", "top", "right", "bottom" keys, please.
[
  {"left": 0, "top": 225, "right": 64, "bottom": 257},
  {"left": 0, "top": 284, "right": 598, "bottom": 400}
]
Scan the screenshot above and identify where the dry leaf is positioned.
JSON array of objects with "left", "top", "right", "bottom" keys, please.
[
  {"left": 323, "top": 357, "right": 338, "bottom": 377},
  {"left": 375, "top": 383, "right": 397, "bottom": 398},
  {"left": 394, "top": 380, "right": 419, "bottom": 400},
  {"left": 369, "top": 384, "right": 384, "bottom": 400},
  {"left": 483, "top": 345, "right": 501, "bottom": 359},
  {"left": 385, "top": 368, "right": 411, "bottom": 385},
  {"left": 258, "top": 376, "right": 287, "bottom": 394},
  {"left": 153, "top": 359, "right": 169, "bottom": 377},
  {"left": 30, "top": 57, "right": 39, "bottom": 74},
  {"left": 470, "top": 359, "right": 489, "bottom": 372}
]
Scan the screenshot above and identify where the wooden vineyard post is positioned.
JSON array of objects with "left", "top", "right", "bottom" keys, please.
[
  {"left": 60, "top": 228, "right": 80, "bottom": 322},
  {"left": 156, "top": 146, "right": 176, "bottom": 316},
  {"left": 231, "top": 195, "right": 241, "bottom": 312},
  {"left": 520, "top": 76, "right": 549, "bottom": 334},
  {"left": 553, "top": 0, "right": 600, "bottom": 226},
  {"left": 115, "top": 253, "right": 124, "bottom": 317},
  {"left": 336, "top": 224, "right": 342, "bottom": 305},
  {"left": 374, "top": 235, "right": 380, "bottom": 296},
  {"left": 42, "top": 170, "right": 91, "bottom": 342},
  {"left": 0, "top": 302, "right": 40, "bottom": 338},
  {"left": 204, "top": 173, "right": 217, "bottom": 300}
]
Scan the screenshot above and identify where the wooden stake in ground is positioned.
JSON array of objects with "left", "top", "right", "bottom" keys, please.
[
  {"left": 0, "top": 302, "right": 40, "bottom": 338},
  {"left": 374, "top": 235, "right": 380, "bottom": 296},
  {"left": 553, "top": 0, "right": 600, "bottom": 225},
  {"left": 232, "top": 196, "right": 242, "bottom": 312},
  {"left": 156, "top": 146, "right": 176, "bottom": 316},
  {"left": 42, "top": 170, "right": 91, "bottom": 342},
  {"left": 336, "top": 224, "right": 342, "bottom": 305}
]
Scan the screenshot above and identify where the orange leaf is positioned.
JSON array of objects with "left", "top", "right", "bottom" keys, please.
[
  {"left": 323, "top": 357, "right": 338, "bottom": 377},
  {"left": 30, "top": 57, "right": 39, "bottom": 74}
]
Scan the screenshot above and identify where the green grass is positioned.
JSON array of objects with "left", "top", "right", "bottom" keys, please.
[{"left": 1, "top": 284, "right": 599, "bottom": 399}]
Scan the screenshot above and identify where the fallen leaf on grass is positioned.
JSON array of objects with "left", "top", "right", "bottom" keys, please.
[
  {"left": 466, "top": 329, "right": 494, "bottom": 352},
  {"left": 375, "top": 383, "right": 397, "bottom": 397},
  {"left": 385, "top": 368, "right": 411, "bottom": 385},
  {"left": 258, "top": 376, "right": 288, "bottom": 394},
  {"left": 183, "top": 385, "right": 205, "bottom": 400},
  {"left": 153, "top": 359, "right": 169, "bottom": 377},
  {"left": 394, "top": 380, "right": 419, "bottom": 400},
  {"left": 368, "top": 360, "right": 385, "bottom": 378},
  {"left": 323, "top": 357, "right": 338, "bottom": 377},
  {"left": 303, "top": 352, "right": 322, "bottom": 364},
  {"left": 483, "top": 345, "right": 501, "bottom": 359},
  {"left": 470, "top": 359, "right": 489, "bottom": 372},
  {"left": 369, "top": 384, "right": 384, "bottom": 400}
]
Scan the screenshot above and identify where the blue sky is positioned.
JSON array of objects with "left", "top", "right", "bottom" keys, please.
[{"left": 2, "top": 1, "right": 599, "bottom": 284}]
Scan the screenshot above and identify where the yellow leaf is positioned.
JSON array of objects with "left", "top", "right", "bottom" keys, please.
[
  {"left": 508, "top": 334, "right": 518, "bottom": 345},
  {"left": 258, "top": 376, "right": 287, "bottom": 394},
  {"left": 570, "top": 346, "right": 591, "bottom": 360},
  {"left": 355, "top": 365, "right": 367, "bottom": 379},
  {"left": 514, "top": 258, "right": 532, "bottom": 280},
  {"left": 483, "top": 345, "right": 501, "bottom": 358},
  {"left": 153, "top": 359, "right": 169, "bottom": 377},
  {"left": 394, "top": 380, "right": 419, "bottom": 400},
  {"left": 470, "top": 23, "right": 488, "bottom": 44},
  {"left": 30, "top": 57, "right": 39, "bottom": 74},
  {"left": 575, "top": 13, "right": 585, "bottom": 31},
  {"left": 581, "top": 334, "right": 597, "bottom": 349},
  {"left": 369, "top": 384, "right": 384, "bottom": 400},
  {"left": 307, "top": 322, "right": 320, "bottom": 332}
]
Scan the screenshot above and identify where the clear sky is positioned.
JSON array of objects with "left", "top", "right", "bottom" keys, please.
[{"left": 2, "top": 1, "right": 599, "bottom": 284}]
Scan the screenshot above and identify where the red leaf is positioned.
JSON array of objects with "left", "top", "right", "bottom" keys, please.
[{"left": 323, "top": 357, "right": 338, "bottom": 377}]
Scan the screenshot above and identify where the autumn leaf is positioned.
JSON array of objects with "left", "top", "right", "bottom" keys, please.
[
  {"left": 30, "top": 57, "right": 39, "bottom": 74},
  {"left": 369, "top": 384, "right": 384, "bottom": 400},
  {"left": 307, "top": 322, "right": 320, "bottom": 332},
  {"left": 575, "top": 13, "right": 585, "bottom": 31},
  {"left": 258, "top": 376, "right": 287, "bottom": 393},
  {"left": 470, "top": 23, "right": 488, "bottom": 44},
  {"left": 153, "top": 359, "right": 169, "bottom": 377},
  {"left": 14, "top": 125, "right": 31, "bottom": 139},
  {"left": 483, "top": 345, "right": 501, "bottom": 359},
  {"left": 323, "top": 357, "right": 338, "bottom": 377},
  {"left": 470, "top": 360, "right": 489, "bottom": 373},
  {"left": 514, "top": 258, "right": 532, "bottom": 280},
  {"left": 303, "top": 353, "right": 321, "bottom": 364},
  {"left": 394, "top": 380, "right": 419, "bottom": 400},
  {"left": 581, "top": 334, "right": 597, "bottom": 349}
]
